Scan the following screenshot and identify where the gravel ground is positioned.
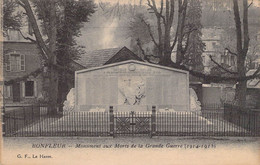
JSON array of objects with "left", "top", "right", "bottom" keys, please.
[{"left": 1, "top": 136, "right": 260, "bottom": 165}]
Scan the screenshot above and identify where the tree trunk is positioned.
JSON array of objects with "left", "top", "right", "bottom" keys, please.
[
  {"left": 47, "top": 66, "right": 58, "bottom": 114},
  {"left": 233, "top": 0, "right": 249, "bottom": 108},
  {"left": 47, "top": 0, "right": 58, "bottom": 114},
  {"left": 235, "top": 80, "right": 247, "bottom": 107},
  {"left": 162, "top": 26, "right": 172, "bottom": 65},
  {"left": 20, "top": 0, "right": 58, "bottom": 114},
  {"left": 235, "top": 55, "right": 247, "bottom": 107},
  {"left": 175, "top": 0, "right": 187, "bottom": 64},
  {"left": 57, "top": 73, "right": 73, "bottom": 112}
]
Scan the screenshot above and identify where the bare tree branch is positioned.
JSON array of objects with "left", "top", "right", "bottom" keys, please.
[
  {"left": 171, "top": 33, "right": 178, "bottom": 51},
  {"left": 159, "top": 0, "right": 164, "bottom": 14},
  {"left": 141, "top": 18, "right": 159, "bottom": 48},
  {"left": 248, "top": 0, "right": 253, "bottom": 8},
  {"left": 99, "top": 2, "right": 105, "bottom": 11},
  {"left": 182, "top": 27, "right": 197, "bottom": 38},
  {"left": 136, "top": 38, "right": 146, "bottom": 60},
  {"left": 225, "top": 48, "right": 237, "bottom": 56},
  {"left": 147, "top": 0, "right": 158, "bottom": 12},
  {"left": 18, "top": 0, "right": 49, "bottom": 61},
  {"left": 169, "top": 1, "right": 179, "bottom": 51},
  {"left": 243, "top": 0, "right": 250, "bottom": 56},
  {"left": 16, "top": 0, "right": 25, "bottom": 8},
  {"left": 147, "top": 0, "right": 166, "bottom": 24},
  {"left": 166, "top": 61, "right": 260, "bottom": 82},
  {"left": 165, "top": 0, "right": 169, "bottom": 24},
  {"left": 168, "top": 0, "right": 175, "bottom": 26},
  {"left": 209, "top": 55, "right": 238, "bottom": 74}
]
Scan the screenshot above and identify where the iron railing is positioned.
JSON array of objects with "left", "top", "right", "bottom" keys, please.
[
  {"left": 224, "top": 104, "right": 260, "bottom": 135},
  {"left": 2, "top": 105, "right": 260, "bottom": 137}
]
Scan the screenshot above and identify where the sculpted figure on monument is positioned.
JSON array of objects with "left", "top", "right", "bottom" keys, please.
[
  {"left": 118, "top": 76, "right": 146, "bottom": 105},
  {"left": 189, "top": 88, "right": 201, "bottom": 111}
]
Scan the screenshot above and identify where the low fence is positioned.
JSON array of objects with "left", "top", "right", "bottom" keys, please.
[
  {"left": 2, "top": 105, "right": 260, "bottom": 137},
  {"left": 2, "top": 105, "right": 48, "bottom": 136},
  {"left": 224, "top": 104, "right": 260, "bottom": 135},
  {"left": 3, "top": 106, "right": 110, "bottom": 137}
]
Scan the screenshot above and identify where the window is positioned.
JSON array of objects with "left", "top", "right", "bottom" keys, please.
[
  {"left": 231, "top": 56, "right": 235, "bottom": 66},
  {"left": 10, "top": 54, "right": 21, "bottom": 71},
  {"left": 21, "top": 54, "right": 25, "bottom": 71},
  {"left": 25, "top": 81, "right": 34, "bottom": 97},
  {"left": 221, "top": 55, "right": 224, "bottom": 64},
  {"left": 5, "top": 54, "right": 25, "bottom": 72},
  {"left": 212, "top": 42, "right": 216, "bottom": 48},
  {"left": 5, "top": 55, "right": 11, "bottom": 71},
  {"left": 202, "top": 56, "right": 206, "bottom": 64},
  {"left": 4, "top": 85, "right": 11, "bottom": 98},
  {"left": 224, "top": 56, "right": 227, "bottom": 65}
]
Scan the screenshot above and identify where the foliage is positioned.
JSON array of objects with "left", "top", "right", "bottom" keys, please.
[
  {"left": 3, "top": 0, "right": 22, "bottom": 35},
  {"left": 33, "top": 0, "right": 96, "bottom": 64},
  {"left": 128, "top": 13, "right": 151, "bottom": 45},
  {"left": 11, "top": 0, "right": 96, "bottom": 112},
  {"left": 183, "top": 0, "right": 205, "bottom": 72},
  {"left": 30, "top": 0, "right": 96, "bottom": 110},
  {"left": 127, "top": 11, "right": 158, "bottom": 58}
]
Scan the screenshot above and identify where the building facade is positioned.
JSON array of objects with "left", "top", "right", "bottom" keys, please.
[{"left": 3, "top": 41, "right": 44, "bottom": 106}]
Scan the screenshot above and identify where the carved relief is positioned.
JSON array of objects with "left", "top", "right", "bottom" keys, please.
[{"left": 118, "top": 76, "right": 146, "bottom": 105}]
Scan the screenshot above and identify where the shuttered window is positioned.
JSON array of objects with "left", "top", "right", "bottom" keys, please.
[
  {"left": 21, "top": 54, "right": 25, "bottom": 71},
  {"left": 5, "top": 54, "right": 25, "bottom": 72},
  {"left": 4, "top": 85, "right": 11, "bottom": 98},
  {"left": 5, "top": 55, "right": 11, "bottom": 71}
]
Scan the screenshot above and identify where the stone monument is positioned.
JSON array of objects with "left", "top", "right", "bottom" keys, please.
[{"left": 75, "top": 60, "right": 190, "bottom": 112}]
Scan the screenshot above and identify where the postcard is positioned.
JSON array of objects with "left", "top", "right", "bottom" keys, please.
[{"left": 1, "top": 0, "right": 260, "bottom": 164}]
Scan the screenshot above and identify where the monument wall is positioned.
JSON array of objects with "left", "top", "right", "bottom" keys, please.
[{"left": 75, "top": 60, "right": 189, "bottom": 111}]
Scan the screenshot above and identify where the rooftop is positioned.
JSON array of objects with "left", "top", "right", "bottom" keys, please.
[{"left": 74, "top": 47, "right": 124, "bottom": 68}]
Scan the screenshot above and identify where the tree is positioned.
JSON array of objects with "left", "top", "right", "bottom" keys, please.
[
  {"left": 16, "top": 0, "right": 95, "bottom": 113},
  {"left": 128, "top": 12, "right": 157, "bottom": 59},
  {"left": 32, "top": 0, "right": 95, "bottom": 111},
  {"left": 137, "top": 0, "right": 260, "bottom": 107},
  {"left": 134, "top": 0, "right": 204, "bottom": 68},
  {"left": 182, "top": 0, "right": 205, "bottom": 72},
  {"left": 208, "top": 0, "right": 256, "bottom": 107},
  {"left": 17, "top": 0, "right": 58, "bottom": 114},
  {"left": 232, "top": 0, "right": 250, "bottom": 107},
  {"left": 55, "top": 0, "right": 95, "bottom": 111}
]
